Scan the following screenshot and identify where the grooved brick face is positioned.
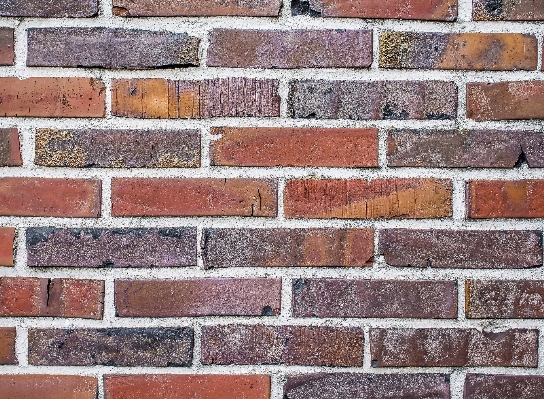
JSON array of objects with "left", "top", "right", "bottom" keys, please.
[
  {"left": 0, "top": 128, "right": 22, "bottom": 167},
  {"left": 0, "top": 327, "right": 16, "bottom": 364},
  {"left": 464, "top": 374, "right": 544, "bottom": 399},
  {"left": 473, "top": 0, "right": 544, "bottom": 20},
  {"left": 0, "top": 28, "right": 14, "bottom": 65},
  {"left": 0, "top": 375, "right": 98, "bottom": 399},
  {"left": 0, "top": 227, "right": 15, "bottom": 266},
  {"left": 0, "top": 0, "right": 98, "bottom": 17},
  {"left": 112, "top": 0, "right": 281, "bottom": 16}
]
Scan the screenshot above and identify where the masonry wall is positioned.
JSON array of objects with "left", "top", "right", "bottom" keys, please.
[{"left": 1, "top": 0, "right": 544, "bottom": 398}]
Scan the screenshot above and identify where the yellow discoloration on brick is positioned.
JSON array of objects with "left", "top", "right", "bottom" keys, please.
[
  {"left": 153, "top": 153, "right": 196, "bottom": 168},
  {"left": 379, "top": 31, "right": 413, "bottom": 68},
  {"left": 35, "top": 129, "right": 87, "bottom": 167}
]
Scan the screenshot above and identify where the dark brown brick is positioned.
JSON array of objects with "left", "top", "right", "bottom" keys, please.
[
  {"left": 0, "top": 128, "right": 22, "bottom": 167},
  {"left": 201, "top": 325, "right": 364, "bottom": 366},
  {"left": 115, "top": 278, "right": 281, "bottom": 317},
  {"left": 0, "top": 375, "right": 97, "bottom": 399},
  {"left": 288, "top": 80, "right": 457, "bottom": 120},
  {"left": 28, "top": 328, "right": 193, "bottom": 367},
  {"left": 370, "top": 328, "right": 538, "bottom": 367},
  {"left": 113, "top": 0, "right": 281, "bottom": 16},
  {"left": 292, "top": 279, "right": 457, "bottom": 318},
  {"left": 0, "top": 0, "right": 98, "bottom": 16},
  {"left": 202, "top": 228, "right": 374, "bottom": 268},
  {"left": 0, "top": 28, "right": 14, "bottom": 66},
  {"left": 28, "top": 28, "right": 200, "bottom": 69},
  {"left": 464, "top": 374, "right": 544, "bottom": 399},
  {"left": 26, "top": 227, "right": 196, "bottom": 268},
  {"left": 379, "top": 229, "right": 542, "bottom": 269},
  {"left": 0, "top": 327, "right": 16, "bottom": 364},
  {"left": 473, "top": 0, "right": 544, "bottom": 20}
]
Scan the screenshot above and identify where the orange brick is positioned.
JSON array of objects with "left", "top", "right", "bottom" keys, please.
[
  {"left": 0, "top": 375, "right": 97, "bottom": 399},
  {"left": 0, "top": 227, "right": 15, "bottom": 266}
]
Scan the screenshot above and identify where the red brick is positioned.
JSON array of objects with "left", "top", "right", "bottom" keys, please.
[
  {"left": 0, "top": 227, "right": 15, "bottom": 266},
  {"left": 464, "top": 374, "right": 544, "bottom": 399},
  {"left": 467, "top": 81, "right": 544, "bottom": 121},
  {"left": 0, "top": 28, "right": 14, "bottom": 65},
  {"left": 111, "top": 178, "right": 276, "bottom": 217},
  {"left": 115, "top": 278, "right": 281, "bottom": 317},
  {"left": 0, "top": 277, "right": 104, "bottom": 318},
  {"left": 0, "top": 177, "right": 101, "bottom": 217},
  {"left": 0, "top": 128, "right": 22, "bottom": 167},
  {"left": 104, "top": 375, "right": 270, "bottom": 399},
  {"left": 0, "top": 0, "right": 98, "bottom": 17},
  {"left": 112, "top": 0, "right": 280, "bottom": 16},
  {"left": 284, "top": 178, "right": 452, "bottom": 219},
  {"left": 467, "top": 180, "right": 544, "bottom": 218},
  {"left": 210, "top": 127, "right": 378, "bottom": 167},
  {"left": 0, "top": 375, "right": 97, "bottom": 399},
  {"left": 0, "top": 327, "right": 16, "bottom": 364},
  {"left": 201, "top": 325, "right": 364, "bottom": 366},
  {"left": 473, "top": 0, "right": 544, "bottom": 20},
  {"left": 0, "top": 78, "right": 105, "bottom": 118},
  {"left": 371, "top": 328, "right": 538, "bottom": 367}
]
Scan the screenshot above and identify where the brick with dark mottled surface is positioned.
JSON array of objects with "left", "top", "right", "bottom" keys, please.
[
  {"left": 113, "top": 0, "right": 281, "bottom": 16},
  {"left": 0, "top": 0, "right": 98, "bottom": 16},
  {"left": 0, "top": 375, "right": 98, "bottom": 399},
  {"left": 0, "top": 28, "right": 14, "bottom": 66},
  {"left": 473, "top": 0, "right": 544, "bottom": 20},
  {"left": 464, "top": 374, "right": 544, "bottom": 399},
  {"left": 0, "top": 227, "right": 15, "bottom": 267},
  {"left": 201, "top": 325, "right": 364, "bottom": 366},
  {"left": 0, "top": 128, "right": 22, "bottom": 167},
  {"left": 0, "top": 327, "right": 16, "bottom": 364}
]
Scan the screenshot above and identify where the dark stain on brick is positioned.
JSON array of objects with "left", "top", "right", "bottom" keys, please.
[
  {"left": 291, "top": 0, "right": 321, "bottom": 16},
  {"left": 484, "top": 0, "right": 503, "bottom": 16}
]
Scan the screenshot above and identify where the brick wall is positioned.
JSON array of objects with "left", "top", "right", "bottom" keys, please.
[{"left": 1, "top": 0, "right": 544, "bottom": 398}]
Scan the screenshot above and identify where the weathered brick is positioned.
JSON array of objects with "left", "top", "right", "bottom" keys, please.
[
  {"left": 379, "top": 229, "right": 542, "bottom": 269},
  {"left": 467, "top": 81, "right": 544, "bottom": 121},
  {"left": 473, "top": 0, "right": 544, "bottom": 20},
  {"left": 210, "top": 127, "right": 378, "bottom": 167},
  {"left": 0, "top": 227, "right": 15, "bottom": 267},
  {"left": 370, "top": 328, "right": 538, "bottom": 367},
  {"left": 0, "top": 327, "right": 16, "bottom": 364},
  {"left": 104, "top": 375, "right": 270, "bottom": 399},
  {"left": 0, "top": 178, "right": 101, "bottom": 217},
  {"left": 0, "top": 277, "right": 104, "bottom": 318},
  {"left": 284, "top": 373, "right": 451, "bottom": 399},
  {"left": 292, "top": 279, "right": 457, "bottom": 318},
  {"left": 0, "top": 78, "right": 105, "bottom": 118},
  {"left": 0, "top": 128, "right": 22, "bottom": 167},
  {"left": 28, "top": 328, "right": 193, "bottom": 367},
  {"left": 467, "top": 180, "right": 544, "bottom": 218},
  {"left": 467, "top": 280, "right": 544, "bottom": 318},
  {"left": 111, "top": 178, "right": 277, "bottom": 217},
  {"left": 464, "top": 374, "right": 544, "bottom": 399},
  {"left": 28, "top": 28, "right": 200, "bottom": 69},
  {"left": 202, "top": 228, "right": 374, "bottom": 268},
  {"left": 115, "top": 278, "right": 281, "bottom": 317},
  {"left": 0, "top": 375, "right": 97, "bottom": 399},
  {"left": 112, "top": 0, "right": 281, "bottom": 16},
  {"left": 289, "top": 80, "right": 457, "bottom": 120},
  {"left": 380, "top": 32, "right": 537, "bottom": 70},
  {"left": 0, "top": 0, "right": 97, "bottom": 17},
  {"left": 27, "top": 227, "right": 196, "bottom": 268},
  {"left": 207, "top": 29, "right": 372, "bottom": 68},
  {"left": 284, "top": 178, "right": 452, "bottom": 219},
  {"left": 201, "top": 325, "right": 364, "bottom": 366},
  {"left": 0, "top": 28, "right": 14, "bottom": 65},
  {"left": 291, "top": 0, "right": 457, "bottom": 20},
  {"left": 35, "top": 128, "right": 200, "bottom": 168},
  {"left": 112, "top": 78, "right": 280, "bottom": 119},
  {"left": 387, "top": 129, "right": 544, "bottom": 168}
]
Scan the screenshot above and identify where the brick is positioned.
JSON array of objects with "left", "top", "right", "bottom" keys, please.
[
  {"left": 0, "top": 375, "right": 97, "bottom": 399},
  {"left": 284, "top": 373, "right": 451, "bottom": 399},
  {"left": 0, "top": 128, "right": 22, "bottom": 167},
  {"left": 387, "top": 129, "right": 544, "bottom": 168},
  {"left": 28, "top": 328, "right": 193, "bottom": 367},
  {"left": 291, "top": 0, "right": 457, "bottom": 20},
  {"left": 0, "top": 277, "right": 104, "bottom": 319},
  {"left": 379, "top": 229, "right": 542, "bottom": 269},
  {"left": 467, "top": 280, "right": 544, "bottom": 318},
  {"left": 467, "top": 180, "right": 544, "bottom": 218},
  {"left": 111, "top": 178, "right": 277, "bottom": 217},
  {"left": 0, "top": 28, "right": 14, "bottom": 65},
  {"left": 202, "top": 228, "right": 374, "bottom": 268},
  {"left": 210, "top": 127, "right": 378, "bottom": 167},
  {"left": 27, "top": 28, "right": 200, "bottom": 69},
  {"left": 0, "top": 0, "right": 97, "bottom": 17},
  {"left": 473, "top": 0, "right": 544, "bottom": 20},
  {"left": 292, "top": 279, "right": 457, "bottom": 318},
  {"left": 0, "top": 78, "right": 105, "bottom": 118},
  {"left": 380, "top": 32, "right": 537, "bottom": 70},
  {"left": 0, "top": 177, "right": 101, "bottom": 217},
  {"left": 112, "top": 78, "right": 280, "bottom": 119},
  {"left": 289, "top": 80, "right": 457, "bottom": 120},
  {"left": 284, "top": 178, "right": 452, "bottom": 219},
  {"left": 34, "top": 128, "right": 200, "bottom": 168},
  {"left": 207, "top": 29, "right": 372, "bottom": 68},
  {"left": 0, "top": 327, "right": 16, "bottom": 364},
  {"left": 115, "top": 278, "right": 281, "bottom": 317},
  {"left": 104, "top": 375, "right": 270, "bottom": 399},
  {"left": 467, "top": 81, "right": 544, "bottom": 121},
  {"left": 201, "top": 325, "right": 364, "bottom": 366},
  {"left": 370, "top": 328, "right": 538, "bottom": 367},
  {"left": 112, "top": 0, "right": 281, "bottom": 16},
  {"left": 464, "top": 374, "right": 544, "bottom": 399},
  {"left": 0, "top": 227, "right": 15, "bottom": 266},
  {"left": 27, "top": 227, "right": 197, "bottom": 268}
]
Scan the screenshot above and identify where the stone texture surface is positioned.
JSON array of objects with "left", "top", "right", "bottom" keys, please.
[
  {"left": 464, "top": 374, "right": 544, "bottom": 399},
  {"left": 292, "top": 279, "right": 458, "bottom": 318},
  {"left": 0, "top": 327, "right": 16, "bottom": 364},
  {"left": 379, "top": 229, "right": 542, "bottom": 269},
  {"left": 0, "top": 0, "right": 98, "bottom": 16},
  {"left": 201, "top": 325, "right": 364, "bottom": 366},
  {"left": 202, "top": 228, "right": 374, "bottom": 268},
  {"left": 473, "top": 0, "right": 544, "bottom": 20},
  {"left": 0, "top": 128, "right": 22, "bottom": 167},
  {"left": 26, "top": 227, "right": 197, "bottom": 268},
  {"left": 0, "top": 28, "right": 14, "bottom": 66},
  {"left": 28, "top": 328, "right": 193, "bottom": 366},
  {"left": 113, "top": 0, "right": 281, "bottom": 16},
  {"left": 0, "top": 375, "right": 98, "bottom": 399},
  {"left": 115, "top": 278, "right": 281, "bottom": 317},
  {"left": 0, "top": 227, "right": 15, "bottom": 267}
]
